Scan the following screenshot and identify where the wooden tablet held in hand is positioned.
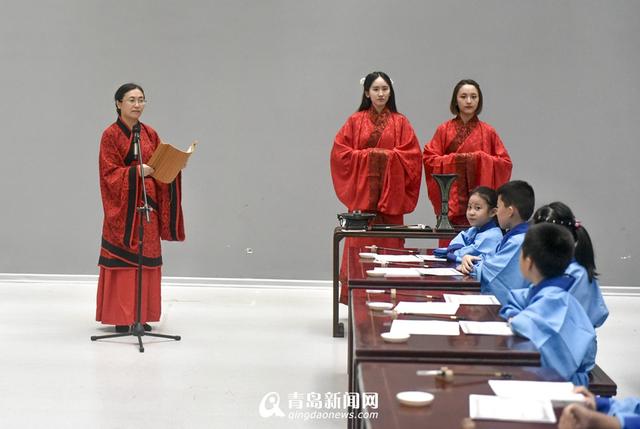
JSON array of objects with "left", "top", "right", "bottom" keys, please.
[{"left": 148, "top": 140, "right": 197, "bottom": 183}]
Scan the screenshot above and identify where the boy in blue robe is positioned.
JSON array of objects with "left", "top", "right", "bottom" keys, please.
[
  {"left": 433, "top": 186, "right": 503, "bottom": 262},
  {"left": 501, "top": 223, "right": 596, "bottom": 386},
  {"left": 559, "top": 386, "right": 640, "bottom": 429},
  {"left": 458, "top": 180, "right": 535, "bottom": 304}
]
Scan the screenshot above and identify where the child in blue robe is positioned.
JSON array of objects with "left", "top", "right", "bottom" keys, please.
[
  {"left": 532, "top": 202, "right": 608, "bottom": 328},
  {"left": 559, "top": 386, "right": 640, "bottom": 429},
  {"left": 458, "top": 180, "right": 535, "bottom": 304},
  {"left": 433, "top": 186, "right": 503, "bottom": 262},
  {"left": 501, "top": 223, "right": 596, "bottom": 386}
]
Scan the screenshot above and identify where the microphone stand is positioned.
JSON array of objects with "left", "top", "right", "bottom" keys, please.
[{"left": 92, "top": 124, "right": 181, "bottom": 352}]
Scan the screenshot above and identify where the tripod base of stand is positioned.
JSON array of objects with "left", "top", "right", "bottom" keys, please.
[{"left": 91, "top": 323, "right": 181, "bottom": 353}]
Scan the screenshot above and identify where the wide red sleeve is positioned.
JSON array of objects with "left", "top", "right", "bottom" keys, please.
[
  {"left": 423, "top": 123, "right": 457, "bottom": 216},
  {"left": 156, "top": 173, "right": 185, "bottom": 241},
  {"left": 330, "top": 114, "right": 421, "bottom": 215},
  {"left": 99, "top": 127, "right": 140, "bottom": 249},
  {"left": 377, "top": 115, "right": 422, "bottom": 215},
  {"left": 423, "top": 122, "right": 512, "bottom": 218},
  {"left": 473, "top": 126, "right": 512, "bottom": 188},
  {"left": 331, "top": 115, "right": 367, "bottom": 210},
  {"left": 145, "top": 128, "right": 185, "bottom": 242}
]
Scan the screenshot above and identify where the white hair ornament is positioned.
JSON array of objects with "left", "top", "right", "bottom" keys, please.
[{"left": 360, "top": 75, "right": 394, "bottom": 86}]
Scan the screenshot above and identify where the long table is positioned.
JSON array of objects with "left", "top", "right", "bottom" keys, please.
[
  {"left": 332, "top": 227, "right": 459, "bottom": 337},
  {"left": 354, "top": 361, "right": 564, "bottom": 429},
  {"left": 347, "top": 289, "right": 540, "bottom": 392}
]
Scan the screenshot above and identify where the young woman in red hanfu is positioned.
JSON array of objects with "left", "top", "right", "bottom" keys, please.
[
  {"left": 423, "top": 79, "right": 512, "bottom": 226},
  {"left": 331, "top": 71, "right": 422, "bottom": 304},
  {"left": 96, "top": 83, "right": 185, "bottom": 333}
]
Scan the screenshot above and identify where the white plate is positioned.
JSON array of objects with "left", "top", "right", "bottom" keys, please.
[
  {"left": 366, "top": 270, "right": 386, "bottom": 277},
  {"left": 366, "top": 301, "right": 394, "bottom": 311},
  {"left": 366, "top": 289, "right": 386, "bottom": 294},
  {"left": 380, "top": 332, "right": 410, "bottom": 343},
  {"left": 396, "top": 391, "right": 434, "bottom": 407},
  {"left": 359, "top": 252, "right": 377, "bottom": 259}
]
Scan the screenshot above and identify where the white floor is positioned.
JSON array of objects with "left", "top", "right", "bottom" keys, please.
[
  {"left": 0, "top": 279, "right": 637, "bottom": 429},
  {"left": 0, "top": 281, "right": 348, "bottom": 429}
]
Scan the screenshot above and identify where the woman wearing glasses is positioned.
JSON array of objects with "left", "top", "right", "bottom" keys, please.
[{"left": 95, "top": 83, "right": 185, "bottom": 333}]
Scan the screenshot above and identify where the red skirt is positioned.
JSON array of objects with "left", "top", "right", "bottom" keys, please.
[
  {"left": 96, "top": 266, "right": 162, "bottom": 325},
  {"left": 339, "top": 213, "right": 406, "bottom": 304},
  {"left": 339, "top": 235, "right": 404, "bottom": 305}
]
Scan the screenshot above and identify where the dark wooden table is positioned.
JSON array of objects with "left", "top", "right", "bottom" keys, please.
[
  {"left": 354, "top": 361, "right": 564, "bottom": 429},
  {"left": 347, "top": 289, "right": 540, "bottom": 392},
  {"left": 347, "top": 246, "right": 480, "bottom": 289},
  {"left": 332, "top": 227, "right": 459, "bottom": 337}
]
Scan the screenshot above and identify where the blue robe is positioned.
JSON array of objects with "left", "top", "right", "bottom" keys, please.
[
  {"left": 501, "top": 275, "right": 596, "bottom": 386},
  {"left": 471, "top": 222, "right": 529, "bottom": 304},
  {"left": 503, "top": 261, "right": 609, "bottom": 329},
  {"left": 566, "top": 261, "right": 609, "bottom": 328},
  {"left": 596, "top": 396, "right": 640, "bottom": 429},
  {"left": 433, "top": 219, "right": 503, "bottom": 262}
]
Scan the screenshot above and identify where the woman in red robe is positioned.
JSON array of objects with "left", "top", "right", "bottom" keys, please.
[
  {"left": 331, "top": 71, "right": 422, "bottom": 303},
  {"left": 96, "top": 83, "right": 185, "bottom": 332},
  {"left": 423, "top": 79, "right": 512, "bottom": 226}
]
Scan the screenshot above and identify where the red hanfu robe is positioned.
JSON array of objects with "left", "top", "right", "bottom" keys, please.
[
  {"left": 96, "top": 118, "right": 185, "bottom": 325},
  {"left": 423, "top": 116, "right": 512, "bottom": 226},
  {"left": 331, "top": 108, "right": 422, "bottom": 303}
]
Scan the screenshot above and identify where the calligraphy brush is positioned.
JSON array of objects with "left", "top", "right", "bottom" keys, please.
[
  {"left": 384, "top": 310, "right": 462, "bottom": 321},
  {"left": 367, "top": 290, "right": 442, "bottom": 300},
  {"left": 372, "top": 261, "right": 430, "bottom": 268},
  {"left": 364, "top": 245, "right": 420, "bottom": 254},
  {"left": 417, "top": 367, "right": 512, "bottom": 380}
]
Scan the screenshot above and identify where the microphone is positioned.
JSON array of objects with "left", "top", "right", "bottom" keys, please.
[{"left": 132, "top": 123, "right": 141, "bottom": 159}]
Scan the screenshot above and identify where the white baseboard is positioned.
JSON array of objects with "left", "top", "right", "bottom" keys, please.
[
  {"left": 599, "top": 286, "right": 640, "bottom": 296},
  {"left": 0, "top": 273, "right": 637, "bottom": 295},
  {"left": 0, "top": 273, "right": 331, "bottom": 290}
]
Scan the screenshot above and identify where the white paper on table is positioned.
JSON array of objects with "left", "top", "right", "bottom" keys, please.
[
  {"left": 443, "top": 294, "right": 500, "bottom": 305},
  {"left": 488, "top": 380, "right": 585, "bottom": 406},
  {"left": 459, "top": 321, "right": 514, "bottom": 336},
  {"left": 416, "top": 255, "right": 447, "bottom": 262},
  {"left": 383, "top": 268, "right": 421, "bottom": 277},
  {"left": 373, "top": 254, "right": 426, "bottom": 263},
  {"left": 469, "top": 394, "right": 556, "bottom": 423},
  {"left": 367, "top": 267, "right": 421, "bottom": 277},
  {"left": 416, "top": 268, "right": 464, "bottom": 276},
  {"left": 394, "top": 301, "right": 459, "bottom": 315},
  {"left": 390, "top": 319, "right": 460, "bottom": 336}
]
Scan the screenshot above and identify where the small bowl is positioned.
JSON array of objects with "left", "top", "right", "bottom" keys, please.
[
  {"left": 366, "top": 301, "right": 394, "bottom": 311},
  {"left": 380, "top": 332, "right": 410, "bottom": 343},
  {"left": 396, "top": 391, "right": 434, "bottom": 407}
]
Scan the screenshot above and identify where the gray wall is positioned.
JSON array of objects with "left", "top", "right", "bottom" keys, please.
[{"left": 1, "top": 1, "right": 638, "bottom": 285}]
